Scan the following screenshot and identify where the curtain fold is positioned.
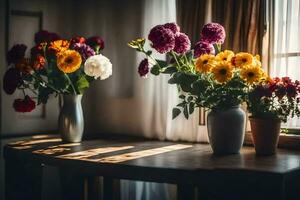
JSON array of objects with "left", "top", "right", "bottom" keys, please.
[{"left": 212, "top": 0, "right": 264, "bottom": 54}]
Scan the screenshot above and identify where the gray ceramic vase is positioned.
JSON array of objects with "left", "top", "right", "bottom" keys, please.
[
  {"left": 207, "top": 105, "right": 246, "bottom": 155},
  {"left": 58, "top": 94, "right": 84, "bottom": 143}
]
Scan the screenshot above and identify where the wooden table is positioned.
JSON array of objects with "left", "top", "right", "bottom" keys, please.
[{"left": 4, "top": 134, "right": 300, "bottom": 200}]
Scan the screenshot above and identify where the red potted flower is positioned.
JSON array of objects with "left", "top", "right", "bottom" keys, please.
[{"left": 246, "top": 77, "right": 300, "bottom": 155}]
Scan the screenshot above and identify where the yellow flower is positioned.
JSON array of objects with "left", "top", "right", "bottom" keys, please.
[
  {"left": 232, "top": 52, "right": 253, "bottom": 68},
  {"left": 49, "top": 40, "right": 70, "bottom": 54},
  {"left": 211, "top": 61, "right": 233, "bottom": 83},
  {"left": 195, "top": 54, "right": 216, "bottom": 73},
  {"left": 215, "top": 50, "right": 234, "bottom": 62},
  {"left": 240, "top": 65, "right": 262, "bottom": 84},
  {"left": 57, "top": 50, "right": 82, "bottom": 73}
]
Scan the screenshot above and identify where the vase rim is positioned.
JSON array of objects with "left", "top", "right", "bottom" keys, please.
[{"left": 211, "top": 104, "right": 241, "bottom": 111}]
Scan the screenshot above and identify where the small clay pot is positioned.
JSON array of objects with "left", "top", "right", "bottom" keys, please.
[{"left": 249, "top": 117, "right": 281, "bottom": 155}]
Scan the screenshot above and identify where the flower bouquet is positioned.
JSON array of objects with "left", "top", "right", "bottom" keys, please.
[
  {"left": 3, "top": 30, "right": 112, "bottom": 142},
  {"left": 129, "top": 22, "right": 267, "bottom": 154},
  {"left": 247, "top": 77, "right": 300, "bottom": 155}
]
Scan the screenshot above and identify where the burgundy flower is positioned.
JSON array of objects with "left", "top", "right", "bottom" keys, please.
[
  {"left": 13, "top": 95, "right": 36, "bottom": 112},
  {"left": 275, "top": 84, "right": 286, "bottom": 99},
  {"left": 72, "top": 43, "right": 95, "bottom": 61},
  {"left": 70, "top": 36, "right": 86, "bottom": 46},
  {"left": 173, "top": 33, "right": 191, "bottom": 54},
  {"left": 201, "top": 23, "right": 226, "bottom": 44},
  {"left": 148, "top": 25, "right": 175, "bottom": 54},
  {"left": 34, "top": 30, "right": 60, "bottom": 44},
  {"left": 6, "top": 44, "right": 27, "bottom": 65},
  {"left": 86, "top": 36, "right": 105, "bottom": 50},
  {"left": 286, "top": 84, "right": 297, "bottom": 98},
  {"left": 3, "top": 68, "right": 22, "bottom": 95},
  {"left": 30, "top": 44, "right": 44, "bottom": 59},
  {"left": 138, "top": 59, "right": 149, "bottom": 77},
  {"left": 194, "top": 41, "right": 215, "bottom": 58},
  {"left": 163, "top": 22, "right": 180, "bottom": 34},
  {"left": 282, "top": 77, "right": 292, "bottom": 85}
]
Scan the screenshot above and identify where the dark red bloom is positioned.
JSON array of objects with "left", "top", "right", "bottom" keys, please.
[
  {"left": 70, "top": 36, "right": 86, "bottom": 46},
  {"left": 282, "top": 77, "right": 292, "bottom": 85},
  {"left": 275, "top": 84, "right": 286, "bottom": 99},
  {"left": 163, "top": 22, "right": 180, "bottom": 34},
  {"left": 34, "top": 30, "right": 60, "bottom": 44},
  {"left": 3, "top": 68, "right": 22, "bottom": 95},
  {"left": 138, "top": 59, "right": 149, "bottom": 77},
  {"left": 148, "top": 25, "right": 175, "bottom": 54},
  {"left": 173, "top": 33, "right": 191, "bottom": 54},
  {"left": 30, "top": 44, "right": 44, "bottom": 59},
  {"left": 286, "top": 83, "right": 297, "bottom": 98},
  {"left": 13, "top": 95, "right": 36, "bottom": 112},
  {"left": 194, "top": 41, "right": 215, "bottom": 58},
  {"left": 6, "top": 44, "right": 27, "bottom": 65},
  {"left": 86, "top": 36, "right": 105, "bottom": 50}
]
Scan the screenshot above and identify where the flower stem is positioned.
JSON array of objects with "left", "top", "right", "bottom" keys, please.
[
  {"left": 64, "top": 73, "right": 77, "bottom": 95},
  {"left": 31, "top": 73, "right": 61, "bottom": 93},
  {"left": 171, "top": 51, "right": 181, "bottom": 69}
]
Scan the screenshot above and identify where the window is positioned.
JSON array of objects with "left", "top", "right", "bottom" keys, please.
[{"left": 270, "top": 0, "right": 300, "bottom": 130}]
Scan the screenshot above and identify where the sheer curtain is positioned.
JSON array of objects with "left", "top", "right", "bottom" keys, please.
[{"left": 270, "top": 0, "right": 300, "bottom": 128}]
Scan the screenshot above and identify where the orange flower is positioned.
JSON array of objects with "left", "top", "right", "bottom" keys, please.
[
  {"left": 57, "top": 50, "right": 82, "bottom": 73},
  {"left": 15, "top": 58, "right": 32, "bottom": 73},
  {"left": 48, "top": 40, "right": 70, "bottom": 54},
  {"left": 32, "top": 55, "right": 46, "bottom": 70}
]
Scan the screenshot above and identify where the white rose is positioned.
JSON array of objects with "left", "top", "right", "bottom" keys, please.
[{"left": 84, "top": 54, "right": 112, "bottom": 80}]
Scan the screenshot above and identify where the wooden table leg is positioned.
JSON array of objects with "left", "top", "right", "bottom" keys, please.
[
  {"left": 60, "top": 168, "right": 85, "bottom": 200},
  {"left": 5, "top": 157, "right": 43, "bottom": 200},
  {"left": 177, "top": 183, "right": 195, "bottom": 200},
  {"left": 102, "top": 177, "right": 120, "bottom": 200}
]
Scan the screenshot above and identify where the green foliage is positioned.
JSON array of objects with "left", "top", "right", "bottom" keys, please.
[{"left": 76, "top": 75, "right": 90, "bottom": 94}]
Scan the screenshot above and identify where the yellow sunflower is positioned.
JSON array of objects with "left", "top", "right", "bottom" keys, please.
[
  {"left": 57, "top": 50, "right": 82, "bottom": 73},
  {"left": 240, "top": 65, "right": 262, "bottom": 84},
  {"left": 232, "top": 52, "right": 253, "bottom": 68},
  {"left": 211, "top": 61, "right": 233, "bottom": 83},
  {"left": 49, "top": 40, "right": 70, "bottom": 54},
  {"left": 215, "top": 50, "right": 234, "bottom": 62},
  {"left": 195, "top": 54, "right": 216, "bottom": 73}
]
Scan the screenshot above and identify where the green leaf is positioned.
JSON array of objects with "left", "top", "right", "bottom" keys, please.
[
  {"left": 183, "top": 105, "right": 189, "bottom": 119},
  {"left": 172, "top": 108, "right": 181, "bottom": 119},
  {"left": 177, "top": 73, "right": 199, "bottom": 92},
  {"left": 189, "top": 102, "right": 195, "bottom": 114},
  {"left": 161, "top": 66, "right": 177, "bottom": 74},
  {"left": 150, "top": 65, "right": 160, "bottom": 75},
  {"left": 38, "top": 87, "right": 53, "bottom": 105},
  {"left": 146, "top": 50, "right": 152, "bottom": 56},
  {"left": 187, "top": 96, "right": 193, "bottom": 102},
  {"left": 76, "top": 75, "right": 89, "bottom": 94},
  {"left": 156, "top": 60, "right": 168, "bottom": 68},
  {"left": 179, "top": 94, "right": 185, "bottom": 99}
]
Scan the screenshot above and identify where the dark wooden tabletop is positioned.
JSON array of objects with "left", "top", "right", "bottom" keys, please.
[{"left": 4, "top": 134, "right": 300, "bottom": 200}]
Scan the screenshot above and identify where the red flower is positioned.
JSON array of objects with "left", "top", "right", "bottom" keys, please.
[
  {"left": 86, "top": 36, "right": 105, "bottom": 50},
  {"left": 3, "top": 68, "right": 22, "bottom": 95},
  {"left": 32, "top": 55, "right": 46, "bottom": 70},
  {"left": 275, "top": 84, "right": 286, "bottom": 99},
  {"left": 34, "top": 30, "right": 60, "bottom": 44},
  {"left": 6, "top": 44, "right": 27, "bottom": 65},
  {"left": 13, "top": 95, "right": 36, "bottom": 112},
  {"left": 31, "top": 43, "right": 44, "bottom": 58},
  {"left": 70, "top": 36, "right": 86, "bottom": 46},
  {"left": 286, "top": 83, "right": 297, "bottom": 98},
  {"left": 282, "top": 77, "right": 292, "bottom": 84}
]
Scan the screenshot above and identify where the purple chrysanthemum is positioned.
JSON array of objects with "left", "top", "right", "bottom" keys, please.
[
  {"left": 194, "top": 41, "right": 215, "bottom": 58},
  {"left": 6, "top": 44, "right": 27, "bottom": 65},
  {"left": 173, "top": 33, "right": 191, "bottom": 54},
  {"left": 201, "top": 23, "right": 226, "bottom": 44},
  {"left": 72, "top": 43, "right": 95, "bottom": 61},
  {"left": 138, "top": 59, "right": 149, "bottom": 77},
  {"left": 163, "top": 22, "right": 180, "bottom": 34},
  {"left": 148, "top": 25, "right": 175, "bottom": 54}
]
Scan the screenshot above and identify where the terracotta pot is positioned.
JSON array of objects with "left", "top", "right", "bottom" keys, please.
[{"left": 249, "top": 117, "right": 281, "bottom": 155}]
